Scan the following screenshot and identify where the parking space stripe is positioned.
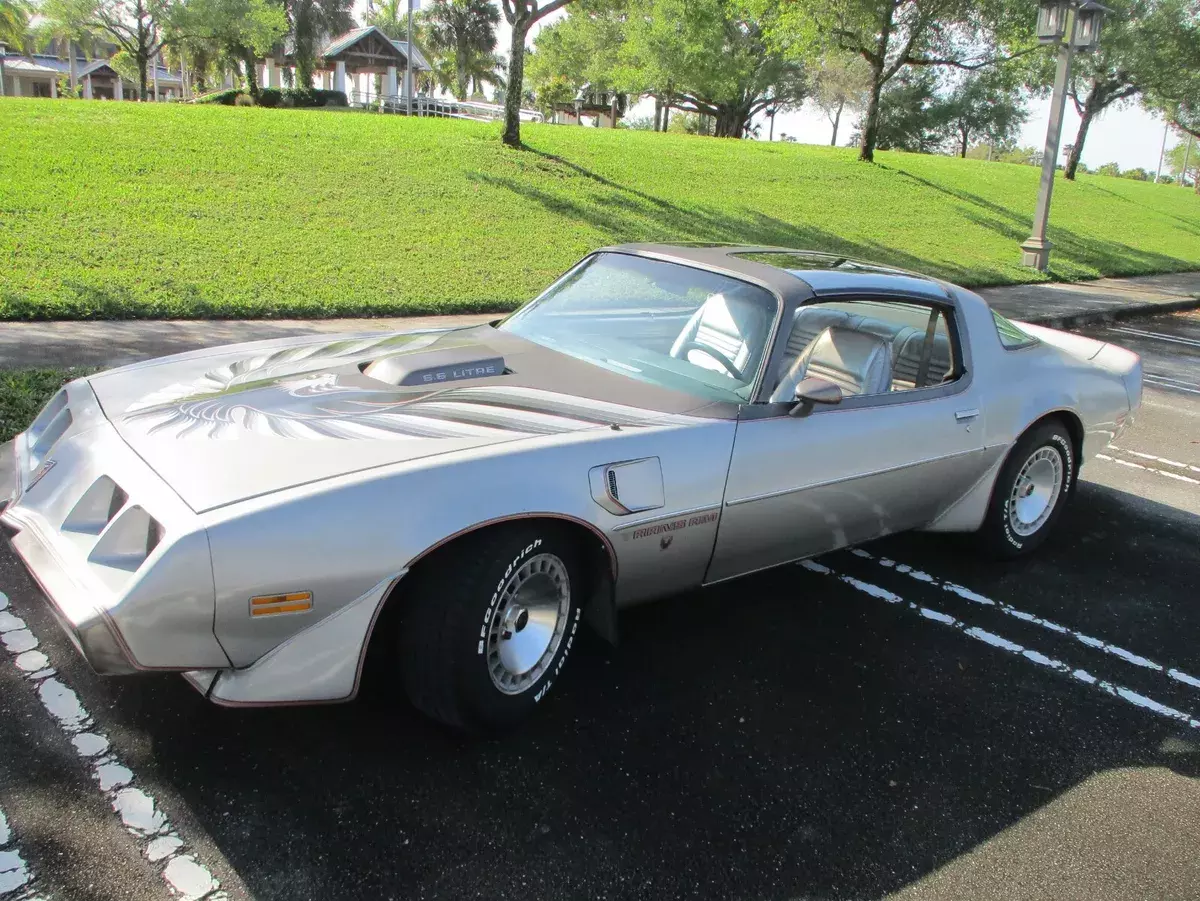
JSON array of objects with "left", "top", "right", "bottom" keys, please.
[
  {"left": 0, "top": 590, "right": 225, "bottom": 901},
  {"left": 800, "top": 560, "right": 1200, "bottom": 730},
  {"left": 842, "top": 550, "right": 1200, "bottom": 694},
  {"left": 0, "top": 808, "right": 36, "bottom": 899},
  {"left": 1108, "top": 445, "right": 1200, "bottom": 474},
  {"left": 1143, "top": 375, "right": 1200, "bottom": 395},
  {"left": 1096, "top": 453, "right": 1200, "bottom": 484}
]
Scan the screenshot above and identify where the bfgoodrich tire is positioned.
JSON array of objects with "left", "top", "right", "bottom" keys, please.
[
  {"left": 398, "top": 524, "right": 583, "bottom": 732},
  {"left": 978, "top": 420, "right": 1076, "bottom": 559}
]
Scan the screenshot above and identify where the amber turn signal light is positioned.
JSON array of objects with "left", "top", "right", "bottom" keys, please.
[{"left": 250, "top": 591, "right": 313, "bottom": 617}]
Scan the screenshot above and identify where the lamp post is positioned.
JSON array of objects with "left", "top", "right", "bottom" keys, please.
[
  {"left": 1021, "top": 0, "right": 1109, "bottom": 271},
  {"left": 406, "top": 0, "right": 414, "bottom": 116}
]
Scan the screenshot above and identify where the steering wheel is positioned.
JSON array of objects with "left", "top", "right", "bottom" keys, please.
[{"left": 676, "top": 341, "right": 743, "bottom": 380}]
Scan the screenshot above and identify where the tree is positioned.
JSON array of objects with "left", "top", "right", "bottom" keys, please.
[
  {"left": 630, "top": 0, "right": 807, "bottom": 138},
  {"left": 1166, "top": 134, "right": 1197, "bottom": 187},
  {"left": 1019, "top": 0, "right": 1193, "bottom": 180},
  {"left": 811, "top": 51, "right": 870, "bottom": 146},
  {"left": 1, "top": 0, "right": 33, "bottom": 52},
  {"left": 501, "top": 0, "right": 577, "bottom": 147},
  {"left": 285, "top": 0, "right": 353, "bottom": 88},
  {"left": 1096, "top": 161, "right": 1122, "bottom": 176},
  {"left": 526, "top": 0, "right": 623, "bottom": 117},
  {"left": 939, "top": 69, "right": 1025, "bottom": 157},
  {"left": 40, "top": 0, "right": 184, "bottom": 99},
  {"left": 1122, "top": 166, "right": 1151, "bottom": 180},
  {"left": 1143, "top": 0, "right": 1200, "bottom": 191},
  {"left": 861, "top": 68, "right": 946, "bottom": 152},
  {"left": 423, "top": 0, "right": 501, "bottom": 100},
  {"left": 529, "top": 0, "right": 808, "bottom": 139},
  {"left": 35, "top": 8, "right": 102, "bottom": 93},
  {"left": 177, "top": 0, "right": 286, "bottom": 97},
  {"left": 749, "top": 0, "right": 1029, "bottom": 162}
]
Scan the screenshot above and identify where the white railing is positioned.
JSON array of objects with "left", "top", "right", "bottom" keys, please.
[{"left": 347, "top": 91, "right": 544, "bottom": 123}]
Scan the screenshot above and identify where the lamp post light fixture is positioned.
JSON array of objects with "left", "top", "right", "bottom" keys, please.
[{"left": 1021, "top": 0, "right": 1111, "bottom": 271}]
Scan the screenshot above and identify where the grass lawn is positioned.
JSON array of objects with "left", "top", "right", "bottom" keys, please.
[
  {"left": 0, "top": 368, "right": 96, "bottom": 442},
  {"left": 1, "top": 99, "right": 1198, "bottom": 320}
]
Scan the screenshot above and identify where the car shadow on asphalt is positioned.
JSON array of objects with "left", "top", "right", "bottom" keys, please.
[{"left": 11, "top": 478, "right": 1189, "bottom": 900}]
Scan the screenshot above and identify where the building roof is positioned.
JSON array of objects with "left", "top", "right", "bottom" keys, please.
[
  {"left": 1, "top": 56, "right": 61, "bottom": 76},
  {"left": 389, "top": 40, "right": 430, "bottom": 72},
  {"left": 0, "top": 52, "right": 181, "bottom": 84},
  {"left": 315, "top": 25, "right": 431, "bottom": 70}
]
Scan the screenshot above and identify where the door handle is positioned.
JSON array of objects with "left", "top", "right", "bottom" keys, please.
[{"left": 954, "top": 409, "right": 980, "bottom": 422}]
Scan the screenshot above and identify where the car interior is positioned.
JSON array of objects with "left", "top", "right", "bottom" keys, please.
[{"left": 767, "top": 301, "right": 959, "bottom": 403}]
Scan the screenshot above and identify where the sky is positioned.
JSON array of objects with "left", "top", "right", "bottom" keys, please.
[{"left": 366, "top": 0, "right": 1191, "bottom": 173}]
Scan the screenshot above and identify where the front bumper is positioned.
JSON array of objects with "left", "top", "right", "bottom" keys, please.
[{"left": 1, "top": 381, "right": 230, "bottom": 674}]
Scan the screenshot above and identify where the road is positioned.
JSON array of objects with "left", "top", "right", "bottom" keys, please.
[{"left": 1, "top": 312, "right": 1199, "bottom": 901}]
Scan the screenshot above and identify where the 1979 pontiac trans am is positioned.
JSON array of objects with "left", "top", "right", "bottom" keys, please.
[{"left": 2, "top": 246, "right": 1143, "bottom": 731}]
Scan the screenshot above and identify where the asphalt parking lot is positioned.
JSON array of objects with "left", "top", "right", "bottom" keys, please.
[{"left": 2, "top": 311, "right": 1199, "bottom": 901}]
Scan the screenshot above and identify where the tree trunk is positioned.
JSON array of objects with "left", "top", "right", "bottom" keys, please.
[
  {"left": 713, "top": 104, "right": 750, "bottom": 138},
  {"left": 653, "top": 95, "right": 663, "bottom": 131},
  {"left": 960, "top": 127, "right": 969, "bottom": 158},
  {"left": 858, "top": 65, "right": 884, "bottom": 163},
  {"left": 830, "top": 99, "right": 843, "bottom": 146},
  {"left": 68, "top": 41, "right": 78, "bottom": 92},
  {"left": 138, "top": 56, "right": 149, "bottom": 101},
  {"left": 1065, "top": 99, "right": 1097, "bottom": 180},
  {"left": 242, "top": 51, "right": 259, "bottom": 96},
  {"left": 455, "top": 41, "right": 468, "bottom": 100},
  {"left": 502, "top": 19, "right": 527, "bottom": 148}
]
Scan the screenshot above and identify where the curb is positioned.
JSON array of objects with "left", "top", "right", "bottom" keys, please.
[{"left": 1016, "top": 295, "right": 1200, "bottom": 330}]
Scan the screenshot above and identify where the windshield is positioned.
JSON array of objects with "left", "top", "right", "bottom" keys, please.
[{"left": 499, "top": 253, "right": 779, "bottom": 403}]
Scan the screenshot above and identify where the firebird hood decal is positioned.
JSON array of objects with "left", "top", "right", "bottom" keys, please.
[{"left": 86, "top": 328, "right": 692, "bottom": 512}]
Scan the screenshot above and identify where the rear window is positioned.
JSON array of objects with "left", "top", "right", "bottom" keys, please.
[{"left": 992, "top": 310, "right": 1039, "bottom": 349}]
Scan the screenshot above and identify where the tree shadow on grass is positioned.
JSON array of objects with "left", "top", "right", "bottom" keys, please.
[
  {"left": 469, "top": 156, "right": 990, "bottom": 288},
  {"left": 885, "top": 167, "right": 1200, "bottom": 279},
  {"left": 1081, "top": 181, "right": 1200, "bottom": 238}
]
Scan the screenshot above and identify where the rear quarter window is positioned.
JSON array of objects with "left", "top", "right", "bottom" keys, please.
[{"left": 992, "top": 311, "right": 1040, "bottom": 349}]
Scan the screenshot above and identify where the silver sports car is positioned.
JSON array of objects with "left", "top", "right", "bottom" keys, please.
[{"left": 2, "top": 245, "right": 1143, "bottom": 731}]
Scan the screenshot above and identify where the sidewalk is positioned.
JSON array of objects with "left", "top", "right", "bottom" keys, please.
[{"left": 1, "top": 272, "right": 1197, "bottom": 370}]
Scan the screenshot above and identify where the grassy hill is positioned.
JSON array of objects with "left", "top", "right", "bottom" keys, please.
[{"left": 1, "top": 99, "right": 1198, "bottom": 320}]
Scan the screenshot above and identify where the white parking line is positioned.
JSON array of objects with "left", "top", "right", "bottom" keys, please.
[
  {"left": 0, "top": 590, "right": 226, "bottom": 901},
  {"left": 1096, "top": 453, "right": 1200, "bottom": 484},
  {"left": 0, "top": 808, "right": 35, "bottom": 899},
  {"left": 1108, "top": 445, "right": 1200, "bottom": 474},
  {"left": 1108, "top": 325, "right": 1200, "bottom": 349},
  {"left": 1143, "top": 374, "right": 1200, "bottom": 395},
  {"left": 844, "top": 550, "right": 1200, "bottom": 693},
  {"left": 800, "top": 560, "right": 1200, "bottom": 729}
]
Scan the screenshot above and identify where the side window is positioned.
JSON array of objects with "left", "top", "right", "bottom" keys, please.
[
  {"left": 771, "top": 298, "right": 961, "bottom": 400},
  {"left": 992, "top": 310, "right": 1040, "bottom": 349}
]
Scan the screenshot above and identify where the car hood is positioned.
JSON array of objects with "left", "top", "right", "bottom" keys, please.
[{"left": 87, "top": 326, "right": 696, "bottom": 513}]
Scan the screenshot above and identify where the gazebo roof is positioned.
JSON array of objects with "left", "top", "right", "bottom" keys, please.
[
  {"left": 318, "top": 26, "right": 431, "bottom": 71},
  {"left": 80, "top": 60, "right": 119, "bottom": 78}
]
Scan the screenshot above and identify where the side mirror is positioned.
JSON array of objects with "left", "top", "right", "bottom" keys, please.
[{"left": 789, "top": 376, "right": 843, "bottom": 417}]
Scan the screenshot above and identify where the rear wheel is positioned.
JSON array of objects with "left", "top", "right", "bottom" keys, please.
[
  {"left": 398, "top": 524, "right": 583, "bottom": 732},
  {"left": 977, "top": 421, "right": 1075, "bottom": 558}
]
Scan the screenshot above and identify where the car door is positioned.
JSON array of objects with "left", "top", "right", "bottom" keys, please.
[{"left": 705, "top": 295, "right": 988, "bottom": 583}]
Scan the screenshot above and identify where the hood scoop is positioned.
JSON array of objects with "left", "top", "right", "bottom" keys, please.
[{"left": 361, "top": 344, "right": 507, "bottom": 387}]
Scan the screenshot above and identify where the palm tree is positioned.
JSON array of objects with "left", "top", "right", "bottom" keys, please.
[
  {"left": 423, "top": 0, "right": 499, "bottom": 101},
  {"left": 1, "top": 0, "right": 33, "bottom": 53},
  {"left": 33, "top": 4, "right": 100, "bottom": 95},
  {"left": 285, "top": 0, "right": 353, "bottom": 89}
]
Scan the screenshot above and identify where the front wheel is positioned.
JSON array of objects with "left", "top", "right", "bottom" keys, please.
[
  {"left": 977, "top": 421, "right": 1076, "bottom": 558},
  {"left": 398, "top": 524, "right": 583, "bottom": 732}
]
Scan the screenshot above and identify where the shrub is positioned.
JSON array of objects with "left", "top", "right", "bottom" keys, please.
[
  {"left": 283, "top": 88, "right": 348, "bottom": 108},
  {"left": 234, "top": 93, "right": 255, "bottom": 107},
  {"left": 258, "top": 88, "right": 282, "bottom": 108},
  {"left": 194, "top": 88, "right": 241, "bottom": 105}
]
